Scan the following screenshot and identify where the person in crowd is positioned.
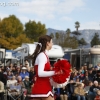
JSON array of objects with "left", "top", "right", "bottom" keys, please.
[
  {"left": 88, "top": 68, "right": 94, "bottom": 82},
  {"left": 96, "top": 63, "right": 100, "bottom": 70},
  {"left": 70, "top": 72, "right": 75, "bottom": 80},
  {"left": 9, "top": 63, "right": 13, "bottom": 71},
  {"left": 53, "top": 87, "right": 60, "bottom": 100},
  {"left": 11, "top": 66, "right": 16, "bottom": 74},
  {"left": 80, "top": 66, "right": 85, "bottom": 74},
  {"left": 24, "top": 59, "right": 30, "bottom": 72},
  {"left": 84, "top": 71, "right": 89, "bottom": 80},
  {"left": 17, "top": 76, "right": 25, "bottom": 88},
  {"left": 20, "top": 67, "right": 29, "bottom": 80},
  {"left": 73, "top": 72, "right": 79, "bottom": 82},
  {"left": 0, "top": 66, "right": 7, "bottom": 85},
  {"left": 7, "top": 70, "right": 13, "bottom": 80},
  {"left": 84, "top": 81, "right": 93, "bottom": 93},
  {"left": 29, "top": 67, "right": 36, "bottom": 85},
  {"left": 92, "top": 66, "right": 98, "bottom": 75},
  {"left": 67, "top": 80, "right": 76, "bottom": 100},
  {"left": 84, "top": 81, "right": 94, "bottom": 100},
  {"left": 79, "top": 72, "right": 85, "bottom": 82},
  {"left": 74, "top": 83, "right": 86, "bottom": 100},
  {"left": 16, "top": 76, "right": 27, "bottom": 98},
  {"left": 17, "top": 75, "right": 27, "bottom": 97},
  {"left": 94, "top": 90, "right": 100, "bottom": 100},
  {"left": 83, "top": 71, "right": 90, "bottom": 86},
  {"left": 24, "top": 59, "right": 29, "bottom": 67},
  {"left": 93, "top": 70, "right": 100, "bottom": 82},
  {"left": 60, "top": 86, "right": 68, "bottom": 100},
  {"left": 31, "top": 35, "right": 61, "bottom": 100},
  {"left": 11, "top": 76, "right": 17, "bottom": 84},
  {"left": 89, "top": 80, "right": 99, "bottom": 98},
  {"left": 24, "top": 76, "right": 31, "bottom": 94},
  {"left": 97, "top": 82, "right": 100, "bottom": 90},
  {"left": 83, "top": 64, "right": 87, "bottom": 72},
  {"left": 0, "top": 81, "right": 5, "bottom": 100},
  {"left": 76, "top": 77, "right": 80, "bottom": 83},
  {"left": 14, "top": 66, "right": 21, "bottom": 76},
  {"left": 13, "top": 63, "right": 17, "bottom": 69},
  {"left": 72, "top": 67, "right": 78, "bottom": 73},
  {"left": 7, "top": 75, "right": 17, "bottom": 87},
  {"left": 20, "top": 63, "right": 23, "bottom": 69}
]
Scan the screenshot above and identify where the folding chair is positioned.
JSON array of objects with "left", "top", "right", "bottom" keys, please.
[{"left": 7, "top": 84, "right": 24, "bottom": 100}]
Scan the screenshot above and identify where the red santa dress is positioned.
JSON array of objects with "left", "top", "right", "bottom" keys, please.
[{"left": 31, "top": 51, "right": 55, "bottom": 97}]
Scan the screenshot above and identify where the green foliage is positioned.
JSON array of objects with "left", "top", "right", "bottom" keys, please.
[
  {"left": 71, "top": 31, "right": 81, "bottom": 35},
  {"left": 55, "top": 32, "right": 60, "bottom": 44},
  {"left": 0, "top": 33, "right": 32, "bottom": 49},
  {"left": 49, "top": 33, "right": 54, "bottom": 39},
  {"left": 60, "top": 36, "right": 78, "bottom": 49},
  {"left": 24, "top": 20, "right": 47, "bottom": 41},
  {"left": 91, "top": 33, "right": 100, "bottom": 47},
  {"left": 0, "top": 15, "right": 23, "bottom": 37},
  {"left": 53, "top": 31, "right": 78, "bottom": 49},
  {"left": 75, "top": 21, "right": 80, "bottom": 31},
  {"left": 0, "top": 15, "right": 32, "bottom": 49},
  {"left": 78, "top": 38, "right": 87, "bottom": 47},
  {"left": 71, "top": 24, "right": 81, "bottom": 41},
  {"left": 55, "top": 32, "right": 60, "bottom": 39},
  {"left": 66, "top": 28, "right": 71, "bottom": 37}
]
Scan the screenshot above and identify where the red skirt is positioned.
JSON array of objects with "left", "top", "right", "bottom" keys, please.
[
  {"left": 31, "top": 77, "right": 53, "bottom": 97},
  {"left": 95, "top": 96, "right": 100, "bottom": 100}
]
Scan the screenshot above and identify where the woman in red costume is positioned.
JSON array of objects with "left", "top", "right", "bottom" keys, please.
[{"left": 31, "top": 35, "right": 58, "bottom": 100}]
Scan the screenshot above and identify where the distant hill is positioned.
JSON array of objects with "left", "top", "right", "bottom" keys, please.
[
  {"left": 47, "top": 28, "right": 65, "bottom": 35},
  {"left": 47, "top": 28, "right": 100, "bottom": 44}
]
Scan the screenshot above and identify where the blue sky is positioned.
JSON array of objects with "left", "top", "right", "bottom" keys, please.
[{"left": 0, "top": 0, "right": 100, "bottom": 31}]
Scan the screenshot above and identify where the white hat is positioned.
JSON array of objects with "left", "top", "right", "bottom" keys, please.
[
  {"left": 94, "top": 81, "right": 98, "bottom": 84},
  {"left": 25, "top": 76, "right": 29, "bottom": 78},
  {"left": 22, "top": 67, "right": 27, "bottom": 70},
  {"left": 17, "top": 66, "right": 20, "bottom": 68}
]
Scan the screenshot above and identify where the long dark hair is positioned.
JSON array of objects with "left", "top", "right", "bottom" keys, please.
[{"left": 32, "top": 35, "right": 52, "bottom": 66}]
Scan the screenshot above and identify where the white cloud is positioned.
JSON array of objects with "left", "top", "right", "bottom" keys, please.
[
  {"left": 52, "top": 25, "right": 63, "bottom": 30},
  {"left": 0, "top": 12, "right": 8, "bottom": 19},
  {"left": 60, "top": 16, "right": 72, "bottom": 21},
  {"left": 17, "top": 15, "right": 29, "bottom": 23},
  {"left": 17, "top": 0, "right": 85, "bottom": 18},
  {"left": 80, "top": 21, "right": 100, "bottom": 30},
  {"left": 0, "top": 0, "right": 86, "bottom": 30},
  {"left": 46, "top": 14, "right": 55, "bottom": 20}
]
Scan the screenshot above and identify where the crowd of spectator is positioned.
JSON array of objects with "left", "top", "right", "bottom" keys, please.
[
  {"left": 0, "top": 60, "right": 100, "bottom": 100},
  {"left": 0, "top": 60, "right": 36, "bottom": 100},
  {"left": 54, "top": 63, "right": 100, "bottom": 100}
]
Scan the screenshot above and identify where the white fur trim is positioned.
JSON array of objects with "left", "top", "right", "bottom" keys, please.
[
  {"left": 30, "top": 91, "right": 53, "bottom": 97},
  {"left": 50, "top": 76, "right": 70, "bottom": 88}
]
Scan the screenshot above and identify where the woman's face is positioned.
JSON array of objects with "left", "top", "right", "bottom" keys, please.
[
  {"left": 8, "top": 71, "right": 11, "bottom": 75},
  {"left": 81, "top": 66, "right": 84, "bottom": 70},
  {"left": 89, "top": 82, "right": 93, "bottom": 86},
  {"left": 12, "top": 76, "right": 16, "bottom": 80},
  {"left": 18, "top": 77, "right": 22, "bottom": 81},
  {"left": 76, "top": 78, "right": 79, "bottom": 82},
  {"left": 47, "top": 39, "right": 53, "bottom": 50}
]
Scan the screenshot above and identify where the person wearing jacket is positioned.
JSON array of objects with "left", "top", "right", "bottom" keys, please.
[{"left": 74, "top": 83, "right": 86, "bottom": 100}]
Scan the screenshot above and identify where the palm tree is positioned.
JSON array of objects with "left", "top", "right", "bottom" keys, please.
[
  {"left": 75, "top": 21, "right": 80, "bottom": 31},
  {"left": 49, "top": 33, "right": 54, "bottom": 39},
  {"left": 55, "top": 32, "right": 59, "bottom": 39},
  {"left": 55, "top": 32, "right": 59, "bottom": 44},
  {"left": 66, "top": 28, "right": 71, "bottom": 37}
]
